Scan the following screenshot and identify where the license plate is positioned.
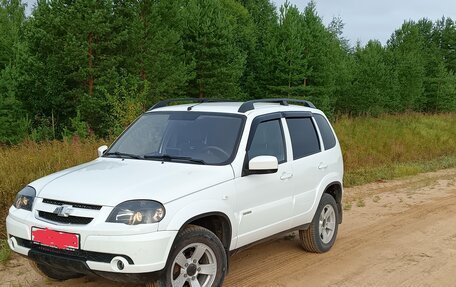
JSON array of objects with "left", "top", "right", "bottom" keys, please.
[{"left": 31, "top": 227, "right": 79, "bottom": 250}]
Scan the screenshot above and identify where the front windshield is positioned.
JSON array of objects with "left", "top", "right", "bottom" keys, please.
[{"left": 105, "top": 112, "right": 245, "bottom": 165}]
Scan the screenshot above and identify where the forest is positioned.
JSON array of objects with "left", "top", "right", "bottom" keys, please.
[{"left": 0, "top": 0, "right": 455, "bottom": 144}]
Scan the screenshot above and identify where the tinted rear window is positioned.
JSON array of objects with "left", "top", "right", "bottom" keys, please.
[
  {"left": 286, "top": 117, "right": 320, "bottom": 160},
  {"left": 313, "top": 114, "right": 336, "bottom": 150}
]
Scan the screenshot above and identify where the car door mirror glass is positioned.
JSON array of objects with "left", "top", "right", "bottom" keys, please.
[{"left": 248, "top": 156, "right": 278, "bottom": 174}]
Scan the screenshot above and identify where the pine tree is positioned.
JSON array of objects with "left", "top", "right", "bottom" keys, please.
[
  {"left": 388, "top": 22, "right": 426, "bottom": 111},
  {"left": 299, "top": 1, "right": 349, "bottom": 114},
  {"left": 434, "top": 17, "right": 456, "bottom": 74},
  {"left": 429, "top": 17, "right": 456, "bottom": 111},
  {"left": 138, "top": 1, "right": 194, "bottom": 105},
  {"left": 182, "top": 0, "right": 248, "bottom": 99},
  {"left": 0, "top": 0, "right": 29, "bottom": 144},
  {"left": 21, "top": 0, "right": 142, "bottom": 136},
  {"left": 239, "top": 0, "right": 278, "bottom": 98},
  {"left": 345, "top": 41, "right": 399, "bottom": 115},
  {"left": 269, "top": 2, "right": 310, "bottom": 98}
]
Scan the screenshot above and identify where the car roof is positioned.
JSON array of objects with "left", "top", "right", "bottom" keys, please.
[{"left": 146, "top": 102, "right": 323, "bottom": 117}]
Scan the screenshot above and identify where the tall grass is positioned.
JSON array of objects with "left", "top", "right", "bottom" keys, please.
[
  {"left": 334, "top": 113, "right": 456, "bottom": 185},
  {"left": 0, "top": 138, "right": 106, "bottom": 239},
  {"left": 0, "top": 113, "right": 455, "bottom": 239}
]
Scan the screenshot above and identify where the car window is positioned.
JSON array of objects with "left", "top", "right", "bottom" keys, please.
[
  {"left": 107, "top": 112, "right": 245, "bottom": 165},
  {"left": 313, "top": 114, "right": 336, "bottom": 150},
  {"left": 248, "top": 119, "right": 286, "bottom": 163},
  {"left": 286, "top": 117, "right": 320, "bottom": 160}
]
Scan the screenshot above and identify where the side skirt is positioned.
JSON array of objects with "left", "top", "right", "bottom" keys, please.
[{"left": 229, "top": 223, "right": 310, "bottom": 256}]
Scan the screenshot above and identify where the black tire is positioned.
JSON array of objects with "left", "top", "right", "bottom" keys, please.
[
  {"left": 299, "top": 193, "right": 339, "bottom": 253},
  {"left": 147, "top": 225, "right": 227, "bottom": 287},
  {"left": 29, "top": 260, "right": 83, "bottom": 281}
]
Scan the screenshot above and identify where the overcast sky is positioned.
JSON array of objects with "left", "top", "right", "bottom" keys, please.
[
  {"left": 23, "top": 0, "right": 456, "bottom": 46},
  {"left": 273, "top": 0, "right": 456, "bottom": 45}
]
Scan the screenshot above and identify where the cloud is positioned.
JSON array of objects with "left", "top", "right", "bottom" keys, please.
[{"left": 273, "top": 0, "right": 456, "bottom": 45}]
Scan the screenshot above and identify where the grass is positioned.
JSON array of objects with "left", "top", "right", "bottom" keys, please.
[
  {"left": 0, "top": 113, "right": 455, "bottom": 240},
  {"left": 0, "top": 138, "right": 106, "bottom": 239},
  {"left": 0, "top": 239, "right": 11, "bottom": 262},
  {"left": 333, "top": 113, "right": 456, "bottom": 186},
  {"left": 343, "top": 202, "right": 352, "bottom": 211},
  {"left": 342, "top": 155, "right": 456, "bottom": 186},
  {"left": 372, "top": 195, "right": 381, "bottom": 203},
  {"left": 356, "top": 198, "right": 366, "bottom": 207}
]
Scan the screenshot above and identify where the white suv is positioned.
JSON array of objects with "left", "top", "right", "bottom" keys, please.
[{"left": 6, "top": 99, "right": 343, "bottom": 287}]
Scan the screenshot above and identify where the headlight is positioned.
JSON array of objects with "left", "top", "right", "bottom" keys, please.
[
  {"left": 106, "top": 200, "right": 165, "bottom": 225},
  {"left": 14, "top": 186, "right": 36, "bottom": 211}
]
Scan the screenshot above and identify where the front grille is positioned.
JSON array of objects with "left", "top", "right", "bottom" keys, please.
[
  {"left": 42, "top": 198, "right": 102, "bottom": 210},
  {"left": 38, "top": 211, "right": 93, "bottom": 225}
]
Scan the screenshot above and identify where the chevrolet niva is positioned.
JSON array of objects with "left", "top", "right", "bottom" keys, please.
[{"left": 6, "top": 98, "right": 344, "bottom": 287}]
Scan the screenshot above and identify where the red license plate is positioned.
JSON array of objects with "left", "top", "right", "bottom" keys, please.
[{"left": 31, "top": 227, "right": 79, "bottom": 250}]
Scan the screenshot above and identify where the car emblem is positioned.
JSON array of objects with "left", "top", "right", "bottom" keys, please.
[{"left": 53, "top": 205, "right": 73, "bottom": 217}]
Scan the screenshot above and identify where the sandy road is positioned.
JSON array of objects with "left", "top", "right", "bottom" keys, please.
[{"left": 1, "top": 168, "right": 455, "bottom": 287}]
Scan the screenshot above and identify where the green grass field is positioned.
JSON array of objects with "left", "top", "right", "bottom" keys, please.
[
  {"left": 1, "top": 113, "right": 455, "bottom": 246},
  {"left": 336, "top": 113, "right": 456, "bottom": 185}
]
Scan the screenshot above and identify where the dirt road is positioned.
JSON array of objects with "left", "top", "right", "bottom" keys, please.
[{"left": 1, "top": 168, "right": 455, "bottom": 287}]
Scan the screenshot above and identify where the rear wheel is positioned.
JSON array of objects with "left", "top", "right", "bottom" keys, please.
[
  {"left": 299, "top": 193, "right": 339, "bottom": 253},
  {"left": 147, "top": 225, "right": 227, "bottom": 287},
  {"left": 29, "top": 260, "right": 83, "bottom": 281}
]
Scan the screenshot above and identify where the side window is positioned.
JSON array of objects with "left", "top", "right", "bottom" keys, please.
[
  {"left": 286, "top": 117, "right": 320, "bottom": 160},
  {"left": 248, "top": 120, "right": 286, "bottom": 163},
  {"left": 313, "top": 114, "right": 336, "bottom": 150}
]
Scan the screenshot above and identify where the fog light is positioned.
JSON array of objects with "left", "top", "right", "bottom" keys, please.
[
  {"left": 110, "top": 256, "right": 129, "bottom": 272},
  {"left": 8, "top": 236, "right": 18, "bottom": 250},
  {"left": 117, "top": 260, "right": 124, "bottom": 270}
]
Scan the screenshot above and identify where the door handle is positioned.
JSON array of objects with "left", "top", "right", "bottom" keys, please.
[
  {"left": 280, "top": 172, "right": 293, "bottom": 180},
  {"left": 318, "top": 162, "right": 328, "bottom": 170}
]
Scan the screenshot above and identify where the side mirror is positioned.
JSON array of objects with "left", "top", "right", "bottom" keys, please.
[
  {"left": 97, "top": 145, "right": 108, "bottom": 157},
  {"left": 248, "top": 156, "right": 278, "bottom": 175}
]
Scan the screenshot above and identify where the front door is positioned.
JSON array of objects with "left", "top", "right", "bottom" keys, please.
[{"left": 235, "top": 117, "right": 294, "bottom": 247}]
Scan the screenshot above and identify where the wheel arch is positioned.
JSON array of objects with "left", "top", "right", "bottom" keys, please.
[
  {"left": 178, "top": 212, "right": 232, "bottom": 252},
  {"left": 323, "top": 181, "right": 343, "bottom": 223}
]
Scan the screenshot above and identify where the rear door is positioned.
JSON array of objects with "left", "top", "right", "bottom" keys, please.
[{"left": 284, "top": 113, "right": 325, "bottom": 226}]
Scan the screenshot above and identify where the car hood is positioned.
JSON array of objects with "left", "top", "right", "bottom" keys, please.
[{"left": 30, "top": 158, "right": 234, "bottom": 206}]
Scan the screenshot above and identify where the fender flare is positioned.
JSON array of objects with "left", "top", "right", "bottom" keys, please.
[
  {"left": 178, "top": 211, "right": 233, "bottom": 250},
  {"left": 322, "top": 181, "right": 343, "bottom": 223}
]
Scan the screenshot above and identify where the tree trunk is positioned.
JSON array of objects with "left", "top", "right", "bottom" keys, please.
[
  {"left": 199, "top": 81, "right": 205, "bottom": 98},
  {"left": 88, "top": 32, "right": 94, "bottom": 96}
]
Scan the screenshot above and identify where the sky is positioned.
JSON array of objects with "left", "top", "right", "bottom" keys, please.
[
  {"left": 23, "top": 0, "right": 456, "bottom": 46},
  {"left": 273, "top": 0, "right": 456, "bottom": 45}
]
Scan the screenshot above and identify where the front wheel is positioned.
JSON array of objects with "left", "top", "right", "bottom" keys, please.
[
  {"left": 299, "top": 193, "right": 339, "bottom": 253},
  {"left": 147, "top": 225, "right": 227, "bottom": 287}
]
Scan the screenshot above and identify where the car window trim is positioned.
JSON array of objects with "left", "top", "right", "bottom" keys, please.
[{"left": 281, "top": 111, "right": 313, "bottom": 118}]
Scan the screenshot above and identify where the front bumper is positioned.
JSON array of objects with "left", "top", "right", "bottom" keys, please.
[{"left": 6, "top": 210, "right": 177, "bottom": 275}]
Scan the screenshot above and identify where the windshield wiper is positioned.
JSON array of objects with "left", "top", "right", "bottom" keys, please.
[
  {"left": 104, "top": 151, "right": 144, "bottom": 160},
  {"left": 144, "top": 154, "right": 206, "bottom": 165}
]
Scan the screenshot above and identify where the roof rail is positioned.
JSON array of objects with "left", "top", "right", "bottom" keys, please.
[
  {"left": 149, "top": 98, "right": 232, "bottom": 111},
  {"left": 238, "top": 98, "right": 316, "bottom": 113},
  {"left": 149, "top": 98, "right": 316, "bottom": 113}
]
